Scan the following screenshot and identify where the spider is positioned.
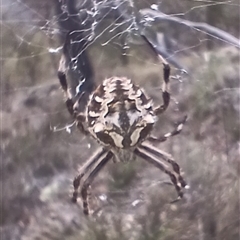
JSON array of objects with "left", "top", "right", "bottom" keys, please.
[{"left": 58, "top": 32, "right": 189, "bottom": 215}]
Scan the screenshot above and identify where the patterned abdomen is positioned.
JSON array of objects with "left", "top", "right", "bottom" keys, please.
[{"left": 87, "top": 77, "right": 157, "bottom": 148}]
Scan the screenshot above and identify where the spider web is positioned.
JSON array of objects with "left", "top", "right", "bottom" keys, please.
[
  {"left": 1, "top": 0, "right": 240, "bottom": 234},
  {"left": 1, "top": 0, "right": 239, "bottom": 144},
  {"left": 1, "top": 0, "right": 239, "bottom": 90}
]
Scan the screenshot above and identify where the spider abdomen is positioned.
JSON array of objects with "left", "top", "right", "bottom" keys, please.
[{"left": 87, "top": 77, "right": 157, "bottom": 148}]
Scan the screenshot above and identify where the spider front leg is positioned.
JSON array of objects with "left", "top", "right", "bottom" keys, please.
[
  {"left": 141, "top": 35, "right": 171, "bottom": 116},
  {"left": 58, "top": 55, "right": 88, "bottom": 135},
  {"left": 154, "top": 55, "right": 171, "bottom": 116},
  {"left": 58, "top": 54, "right": 75, "bottom": 116}
]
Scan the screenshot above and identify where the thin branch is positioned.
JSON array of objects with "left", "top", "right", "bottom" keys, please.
[{"left": 140, "top": 8, "right": 240, "bottom": 49}]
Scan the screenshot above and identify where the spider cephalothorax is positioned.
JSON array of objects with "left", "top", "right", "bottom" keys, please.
[{"left": 58, "top": 31, "right": 189, "bottom": 215}]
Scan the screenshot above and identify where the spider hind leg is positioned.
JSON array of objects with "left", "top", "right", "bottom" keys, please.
[
  {"left": 134, "top": 145, "right": 188, "bottom": 200},
  {"left": 80, "top": 151, "right": 113, "bottom": 215}
]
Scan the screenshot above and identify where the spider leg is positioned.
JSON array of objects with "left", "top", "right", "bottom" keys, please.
[
  {"left": 80, "top": 151, "right": 113, "bottom": 215},
  {"left": 154, "top": 55, "right": 171, "bottom": 116},
  {"left": 141, "top": 35, "right": 171, "bottom": 116},
  {"left": 72, "top": 148, "right": 108, "bottom": 203},
  {"left": 140, "top": 142, "right": 188, "bottom": 189},
  {"left": 58, "top": 55, "right": 88, "bottom": 134},
  {"left": 58, "top": 54, "right": 75, "bottom": 116},
  {"left": 148, "top": 115, "right": 187, "bottom": 143},
  {"left": 134, "top": 145, "right": 188, "bottom": 200}
]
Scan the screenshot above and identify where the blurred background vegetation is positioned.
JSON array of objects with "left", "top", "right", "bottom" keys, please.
[{"left": 1, "top": 0, "right": 239, "bottom": 240}]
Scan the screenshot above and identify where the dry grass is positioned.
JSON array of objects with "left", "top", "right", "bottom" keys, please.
[{"left": 1, "top": 33, "right": 239, "bottom": 240}]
